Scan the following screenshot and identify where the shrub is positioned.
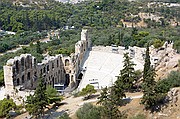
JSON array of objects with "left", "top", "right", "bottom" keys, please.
[
  {"left": 156, "top": 71, "right": 180, "bottom": 93},
  {"left": 0, "top": 70, "right": 4, "bottom": 86},
  {"left": 153, "top": 39, "right": 164, "bottom": 48},
  {"left": 0, "top": 98, "right": 16, "bottom": 117},
  {"left": 173, "top": 40, "right": 180, "bottom": 53},
  {"left": 76, "top": 103, "right": 101, "bottom": 119},
  {"left": 58, "top": 112, "right": 71, "bottom": 119},
  {"left": 79, "top": 84, "right": 97, "bottom": 100}
]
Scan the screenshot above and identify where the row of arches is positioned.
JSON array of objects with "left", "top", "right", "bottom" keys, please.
[
  {"left": 15, "top": 57, "right": 33, "bottom": 74},
  {"left": 14, "top": 72, "right": 31, "bottom": 86}
]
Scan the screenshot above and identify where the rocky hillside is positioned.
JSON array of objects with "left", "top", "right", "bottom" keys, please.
[{"left": 154, "top": 43, "right": 180, "bottom": 79}]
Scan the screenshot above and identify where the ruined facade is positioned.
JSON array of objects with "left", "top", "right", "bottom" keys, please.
[
  {"left": 4, "top": 29, "right": 90, "bottom": 95},
  {"left": 128, "top": 41, "right": 175, "bottom": 67}
]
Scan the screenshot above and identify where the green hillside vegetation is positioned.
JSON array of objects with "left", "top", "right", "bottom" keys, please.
[{"left": 0, "top": 0, "right": 179, "bottom": 87}]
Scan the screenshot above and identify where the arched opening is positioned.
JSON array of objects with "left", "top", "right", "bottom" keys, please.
[
  {"left": 15, "top": 61, "right": 19, "bottom": 73},
  {"left": 65, "top": 74, "right": 70, "bottom": 87},
  {"left": 27, "top": 72, "right": 30, "bottom": 80},
  {"left": 17, "top": 78, "right": 19, "bottom": 85},
  {"left": 43, "top": 67, "right": 46, "bottom": 73},
  {"left": 57, "top": 60, "right": 59, "bottom": 67},
  {"left": 78, "top": 73, "right": 83, "bottom": 79},
  {"left": 26, "top": 56, "right": 30, "bottom": 68},
  {"left": 34, "top": 72, "right": 37, "bottom": 81},
  {"left": 65, "top": 59, "right": 69, "bottom": 66},
  {"left": 21, "top": 58, "right": 24, "bottom": 71},
  {"left": 52, "top": 62, "right": 54, "bottom": 69},
  {"left": 22, "top": 75, "right": 24, "bottom": 84},
  {"left": 34, "top": 59, "right": 36, "bottom": 68},
  {"left": 82, "top": 44, "right": 84, "bottom": 52},
  {"left": 47, "top": 65, "right": 49, "bottom": 72},
  {"left": 71, "top": 75, "right": 74, "bottom": 82},
  {"left": 77, "top": 73, "right": 83, "bottom": 87},
  {"left": 52, "top": 77, "right": 55, "bottom": 87}
]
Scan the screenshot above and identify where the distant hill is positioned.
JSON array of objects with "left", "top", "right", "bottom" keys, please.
[{"left": 1, "top": 0, "right": 93, "bottom": 4}]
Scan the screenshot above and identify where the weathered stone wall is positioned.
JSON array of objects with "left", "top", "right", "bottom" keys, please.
[
  {"left": 3, "top": 28, "right": 90, "bottom": 95},
  {"left": 4, "top": 54, "right": 36, "bottom": 91},
  {"left": 128, "top": 42, "right": 175, "bottom": 68},
  {"left": 129, "top": 46, "right": 146, "bottom": 63},
  {"left": 3, "top": 54, "right": 66, "bottom": 91}
]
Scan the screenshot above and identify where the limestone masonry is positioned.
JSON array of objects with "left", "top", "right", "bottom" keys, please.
[
  {"left": 3, "top": 28, "right": 177, "bottom": 99},
  {"left": 4, "top": 29, "right": 90, "bottom": 96}
]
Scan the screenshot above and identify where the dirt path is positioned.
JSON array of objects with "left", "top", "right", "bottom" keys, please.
[
  {"left": 13, "top": 92, "right": 143, "bottom": 119},
  {"left": 46, "top": 92, "right": 143, "bottom": 119}
]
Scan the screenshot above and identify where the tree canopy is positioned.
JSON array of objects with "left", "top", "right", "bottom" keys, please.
[
  {"left": 79, "top": 84, "right": 97, "bottom": 99},
  {"left": 116, "top": 53, "right": 136, "bottom": 91},
  {"left": 0, "top": 98, "right": 16, "bottom": 118},
  {"left": 25, "top": 77, "right": 48, "bottom": 118}
]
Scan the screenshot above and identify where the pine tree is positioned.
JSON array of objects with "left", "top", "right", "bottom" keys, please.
[
  {"left": 141, "top": 67, "right": 157, "bottom": 110},
  {"left": 143, "top": 44, "right": 151, "bottom": 79},
  {"left": 97, "top": 87, "right": 126, "bottom": 119},
  {"left": 36, "top": 41, "right": 43, "bottom": 54},
  {"left": 141, "top": 45, "right": 165, "bottom": 111},
  {"left": 26, "top": 77, "right": 48, "bottom": 118},
  {"left": 34, "top": 77, "right": 48, "bottom": 117},
  {"left": 79, "top": 84, "right": 97, "bottom": 100},
  {"left": 115, "top": 53, "right": 136, "bottom": 92}
]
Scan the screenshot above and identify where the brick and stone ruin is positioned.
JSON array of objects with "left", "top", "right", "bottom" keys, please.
[
  {"left": 3, "top": 28, "right": 178, "bottom": 101},
  {"left": 4, "top": 29, "right": 90, "bottom": 97}
]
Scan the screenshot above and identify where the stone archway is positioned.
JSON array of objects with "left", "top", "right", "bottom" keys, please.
[
  {"left": 17, "top": 78, "right": 20, "bottom": 86},
  {"left": 77, "top": 73, "right": 83, "bottom": 87},
  {"left": 65, "top": 74, "right": 70, "bottom": 87},
  {"left": 78, "top": 73, "right": 83, "bottom": 79},
  {"left": 15, "top": 61, "right": 19, "bottom": 73},
  {"left": 71, "top": 75, "right": 74, "bottom": 82},
  {"left": 22, "top": 75, "right": 24, "bottom": 84},
  {"left": 21, "top": 58, "right": 24, "bottom": 71},
  {"left": 27, "top": 72, "right": 30, "bottom": 80},
  {"left": 52, "top": 77, "right": 55, "bottom": 87},
  {"left": 65, "top": 59, "right": 69, "bottom": 66}
]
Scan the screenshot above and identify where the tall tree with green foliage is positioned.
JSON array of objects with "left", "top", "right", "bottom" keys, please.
[
  {"left": 26, "top": 77, "right": 48, "bottom": 118},
  {"left": 141, "top": 45, "right": 166, "bottom": 111},
  {"left": 79, "top": 84, "right": 97, "bottom": 100},
  {"left": 0, "top": 98, "right": 16, "bottom": 118},
  {"left": 141, "top": 45, "right": 156, "bottom": 110},
  {"left": 115, "top": 53, "right": 136, "bottom": 91},
  {"left": 143, "top": 44, "right": 151, "bottom": 79},
  {"left": 46, "top": 85, "right": 62, "bottom": 104},
  {"left": 36, "top": 41, "right": 43, "bottom": 54},
  {"left": 97, "top": 87, "right": 126, "bottom": 119},
  {"left": 141, "top": 67, "right": 157, "bottom": 109}
]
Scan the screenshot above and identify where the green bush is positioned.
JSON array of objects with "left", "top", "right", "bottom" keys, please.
[
  {"left": 156, "top": 71, "right": 180, "bottom": 93},
  {"left": 153, "top": 39, "right": 164, "bottom": 48},
  {"left": 76, "top": 103, "right": 101, "bottom": 119},
  {"left": 0, "top": 98, "right": 16, "bottom": 118},
  {"left": 79, "top": 84, "right": 97, "bottom": 100},
  {"left": 173, "top": 40, "right": 180, "bottom": 53},
  {"left": 0, "top": 70, "right": 4, "bottom": 86},
  {"left": 58, "top": 112, "right": 71, "bottom": 119}
]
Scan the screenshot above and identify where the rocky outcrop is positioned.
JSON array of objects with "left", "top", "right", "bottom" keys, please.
[{"left": 167, "top": 87, "right": 180, "bottom": 107}]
